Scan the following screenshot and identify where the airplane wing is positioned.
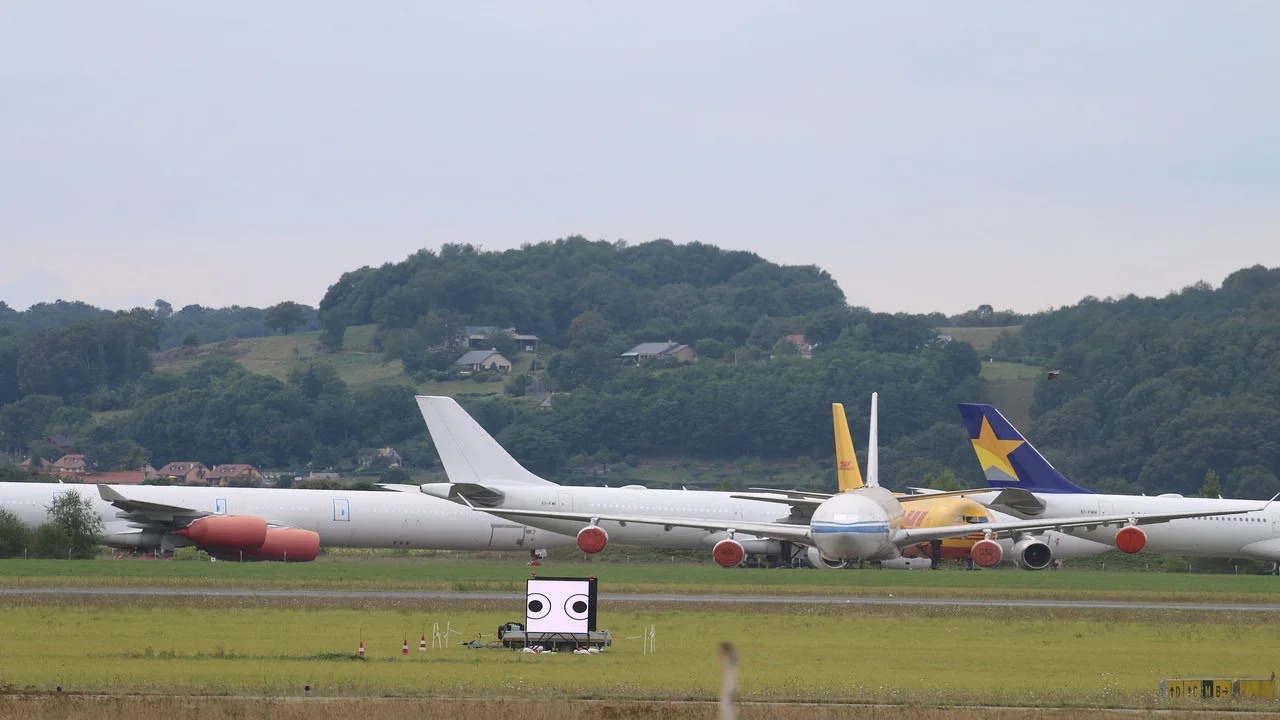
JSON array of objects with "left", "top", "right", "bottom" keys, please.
[
  {"left": 730, "top": 493, "right": 823, "bottom": 508},
  {"left": 97, "top": 485, "right": 207, "bottom": 529},
  {"left": 896, "top": 506, "right": 1265, "bottom": 545},
  {"left": 747, "top": 487, "right": 833, "bottom": 499},
  {"left": 897, "top": 489, "right": 996, "bottom": 503},
  {"left": 477, "top": 507, "right": 814, "bottom": 544},
  {"left": 741, "top": 488, "right": 995, "bottom": 505}
]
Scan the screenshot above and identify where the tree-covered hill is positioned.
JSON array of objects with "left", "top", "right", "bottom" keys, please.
[
  {"left": 992, "top": 265, "right": 1280, "bottom": 498},
  {"left": 317, "top": 237, "right": 848, "bottom": 352}
]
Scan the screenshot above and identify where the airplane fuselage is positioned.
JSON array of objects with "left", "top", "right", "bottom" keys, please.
[
  {"left": 0, "top": 483, "right": 574, "bottom": 552},
  {"left": 976, "top": 491, "right": 1280, "bottom": 561}
]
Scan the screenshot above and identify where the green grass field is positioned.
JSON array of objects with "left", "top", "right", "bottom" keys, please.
[
  {"left": 2, "top": 594, "right": 1278, "bottom": 708},
  {"left": 153, "top": 329, "right": 406, "bottom": 387},
  {"left": 938, "top": 326, "right": 1022, "bottom": 353},
  {"left": 151, "top": 324, "right": 535, "bottom": 398},
  {"left": 3, "top": 559, "right": 1279, "bottom": 604},
  {"left": 0, "top": 697, "right": 1229, "bottom": 720},
  {"left": 979, "top": 361, "right": 1041, "bottom": 428}
]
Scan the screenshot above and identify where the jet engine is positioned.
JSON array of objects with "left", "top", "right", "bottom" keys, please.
[
  {"left": 713, "top": 539, "right": 745, "bottom": 568},
  {"left": 970, "top": 538, "right": 1003, "bottom": 568},
  {"left": 1114, "top": 526, "right": 1146, "bottom": 554},
  {"left": 102, "top": 531, "right": 165, "bottom": 550},
  {"left": 238, "top": 528, "right": 320, "bottom": 562},
  {"left": 175, "top": 516, "right": 268, "bottom": 549},
  {"left": 576, "top": 526, "right": 608, "bottom": 553},
  {"left": 1012, "top": 536, "right": 1053, "bottom": 570},
  {"left": 805, "top": 546, "right": 849, "bottom": 569}
]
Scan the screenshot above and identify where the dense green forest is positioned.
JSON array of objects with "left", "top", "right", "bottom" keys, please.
[
  {"left": 2, "top": 241, "right": 1278, "bottom": 499},
  {"left": 0, "top": 299, "right": 317, "bottom": 351},
  {"left": 993, "top": 265, "right": 1280, "bottom": 499}
]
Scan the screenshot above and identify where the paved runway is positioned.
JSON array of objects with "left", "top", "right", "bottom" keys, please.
[{"left": 3, "top": 587, "right": 1279, "bottom": 611}]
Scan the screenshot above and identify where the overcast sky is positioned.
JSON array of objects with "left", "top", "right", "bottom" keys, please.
[{"left": 2, "top": 2, "right": 1277, "bottom": 315}]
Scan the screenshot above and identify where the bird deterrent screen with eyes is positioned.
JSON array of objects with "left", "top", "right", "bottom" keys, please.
[{"left": 525, "top": 577, "right": 597, "bottom": 633}]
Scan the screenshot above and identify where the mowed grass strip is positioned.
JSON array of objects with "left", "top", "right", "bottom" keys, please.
[
  {"left": 0, "top": 696, "right": 1241, "bottom": 720},
  {"left": 3, "top": 598, "right": 1280, "bottom": 707},
  {"left": 3, "top": 560, "right": 1280, "bottom": 605}
]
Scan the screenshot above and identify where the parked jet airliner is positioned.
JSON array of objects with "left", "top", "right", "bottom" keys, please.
[
  {"left": 958, "top": 403, "right": 1280, "bottom": 571},
  {"left": 823, "top": 402, "right": 1109, "bottom": 569},
  {"left": 0, "top": 482, "right": 573, "bottom": 561},
  {"left": 416, "top": 395, "right": 1244, "bottom": 568}
]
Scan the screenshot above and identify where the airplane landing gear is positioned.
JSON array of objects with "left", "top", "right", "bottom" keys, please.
[{"left": 929, "top": 540, "right": 942, "bottom": 570}]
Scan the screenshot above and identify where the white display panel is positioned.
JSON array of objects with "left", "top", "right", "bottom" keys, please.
[{"left": 526, "top": 578, "right": 595, "bottom": 633}]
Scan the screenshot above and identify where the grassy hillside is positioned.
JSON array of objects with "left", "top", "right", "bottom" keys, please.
[
  {"left": 979, "top": 361, "right": 1040, "bottom": 428},
  {"left": 938, "top": 325, "right": 1021, "bottom": 353},
  {"left": 152, "top": 325, "right": 531, "bottom": 399},
  {"left": 154, "top": 329, "right": 404, "bottom": 386}
]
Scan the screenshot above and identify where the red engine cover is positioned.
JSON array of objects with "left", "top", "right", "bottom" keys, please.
[
  {"left": 713, "top": 539, "right": 745, "bottom": 568},
  {"left": 176, "top": 516, "right": 268, "bottom": 549},
  {"left": 576, "top": 526, "right": 608, "bottom": 553},
  {"left": 1115, "top": 526, "right": 1147, "bottom": 554},
  {"left": 242, "top": 528, "right": 320, "bottom": 562},
  {"left": 970, "top": 538, "right": 1003, "bottom": 568}
]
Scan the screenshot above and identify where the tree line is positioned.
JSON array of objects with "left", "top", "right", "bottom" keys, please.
[{"left": 991, "top": 265, "right": 1280, "bottom": 499}]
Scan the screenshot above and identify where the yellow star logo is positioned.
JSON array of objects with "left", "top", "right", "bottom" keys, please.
[{"left": 970, "top": 417, "right": 1024, "bottom": 480}]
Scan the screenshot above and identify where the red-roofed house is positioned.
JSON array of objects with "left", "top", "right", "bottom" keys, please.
[
  {"left": 205, "top": 464, "right": 264, "bottom": 487},
  {"left": 51, "top": 454, "right": 88, "bottom": 473},
  {"left": 156, "top": 462, "right": 208, "bottom": 485},
  {"left": 782, "top": 334, "right": 814, "bottom": 359}
]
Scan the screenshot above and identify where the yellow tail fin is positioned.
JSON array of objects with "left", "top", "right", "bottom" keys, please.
[{"left": 833, "top": 403, "right": 864, "bottom": 491}]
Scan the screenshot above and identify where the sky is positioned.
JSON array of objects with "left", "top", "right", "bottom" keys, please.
[{"left": 2, "top": 2, "right": 1277, "bottom": 315}]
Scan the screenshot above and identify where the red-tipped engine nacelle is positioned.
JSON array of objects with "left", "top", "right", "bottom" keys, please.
[
  {"left": 242, "top": 528, "right": 320, "bottom": 562},
  {"left": 713, "top": 539, "right": 745, "bottom": 568},
  {"left": 175, "top": 516, "right": 268, "bottom": 549},
  {"left": 1115, "top": 526, "right": 1146, "bottom": 554},
  {"left": 970, "top": 538, "right": 1003, "bottom": 568},
  {"left": 576, "top": 526, "right": 608, "bottom": 554}
]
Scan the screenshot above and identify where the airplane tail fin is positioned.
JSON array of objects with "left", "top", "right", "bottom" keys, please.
[
  {"left": 957, "top": 403, "right": 1092, "bottom": 494},
  {"left": 867, "top": 392, "right": 879, "bottom": 488},
  {"left": 415, "top": 396, "right": 557, "bottom": 486},
  {"left": 832, "top": 403, "right": 864, "bottom": 492}
]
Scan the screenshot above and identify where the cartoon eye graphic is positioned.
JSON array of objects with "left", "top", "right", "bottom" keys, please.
[
  {"left": 526, "top": 593, "right": 551, "bottom": 619},
  {"left": 564, "top": 594, "right": 590, "bottom": 621}
]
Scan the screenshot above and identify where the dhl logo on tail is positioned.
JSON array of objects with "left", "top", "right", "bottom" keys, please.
[{"left": 832, "top": 403, "right": 864, "bottom": 492}]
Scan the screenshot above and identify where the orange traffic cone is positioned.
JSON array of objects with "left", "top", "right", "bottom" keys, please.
[
  {"left": 419, "top": 634, "right": 427, "bottom": 652},
  {"left": 402, "top": 638, "right": 409, "bottom": 655},
  {"left": 357, "top": 641, "right": 365, "bottom": 657}
]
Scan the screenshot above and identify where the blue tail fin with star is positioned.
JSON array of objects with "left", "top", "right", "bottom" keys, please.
[{"left": 957, "top": 403, "right": 1093, "bottom": 494}]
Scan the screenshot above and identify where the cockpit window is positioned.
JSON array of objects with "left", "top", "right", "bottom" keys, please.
[{"left": 965, "top": 515, "right": 987, "bottom": 524}]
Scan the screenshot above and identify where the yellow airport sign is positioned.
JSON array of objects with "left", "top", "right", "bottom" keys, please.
[{"left": 1160, "top": 676, "right": 1275, "bottom": 700}]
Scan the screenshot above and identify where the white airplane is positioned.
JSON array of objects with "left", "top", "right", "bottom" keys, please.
[
  {"left": 807, "top": 401, "right": 1109, "bottom": 570},
  {"left": 958, "top": 403, "right": 1280, "bottom": 571},
  {"left": 415, "top": 395, "right": 1253, "bottom": 568},
  {"left": 0, "top": 482, "right": 574, "bottom": 561}
]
